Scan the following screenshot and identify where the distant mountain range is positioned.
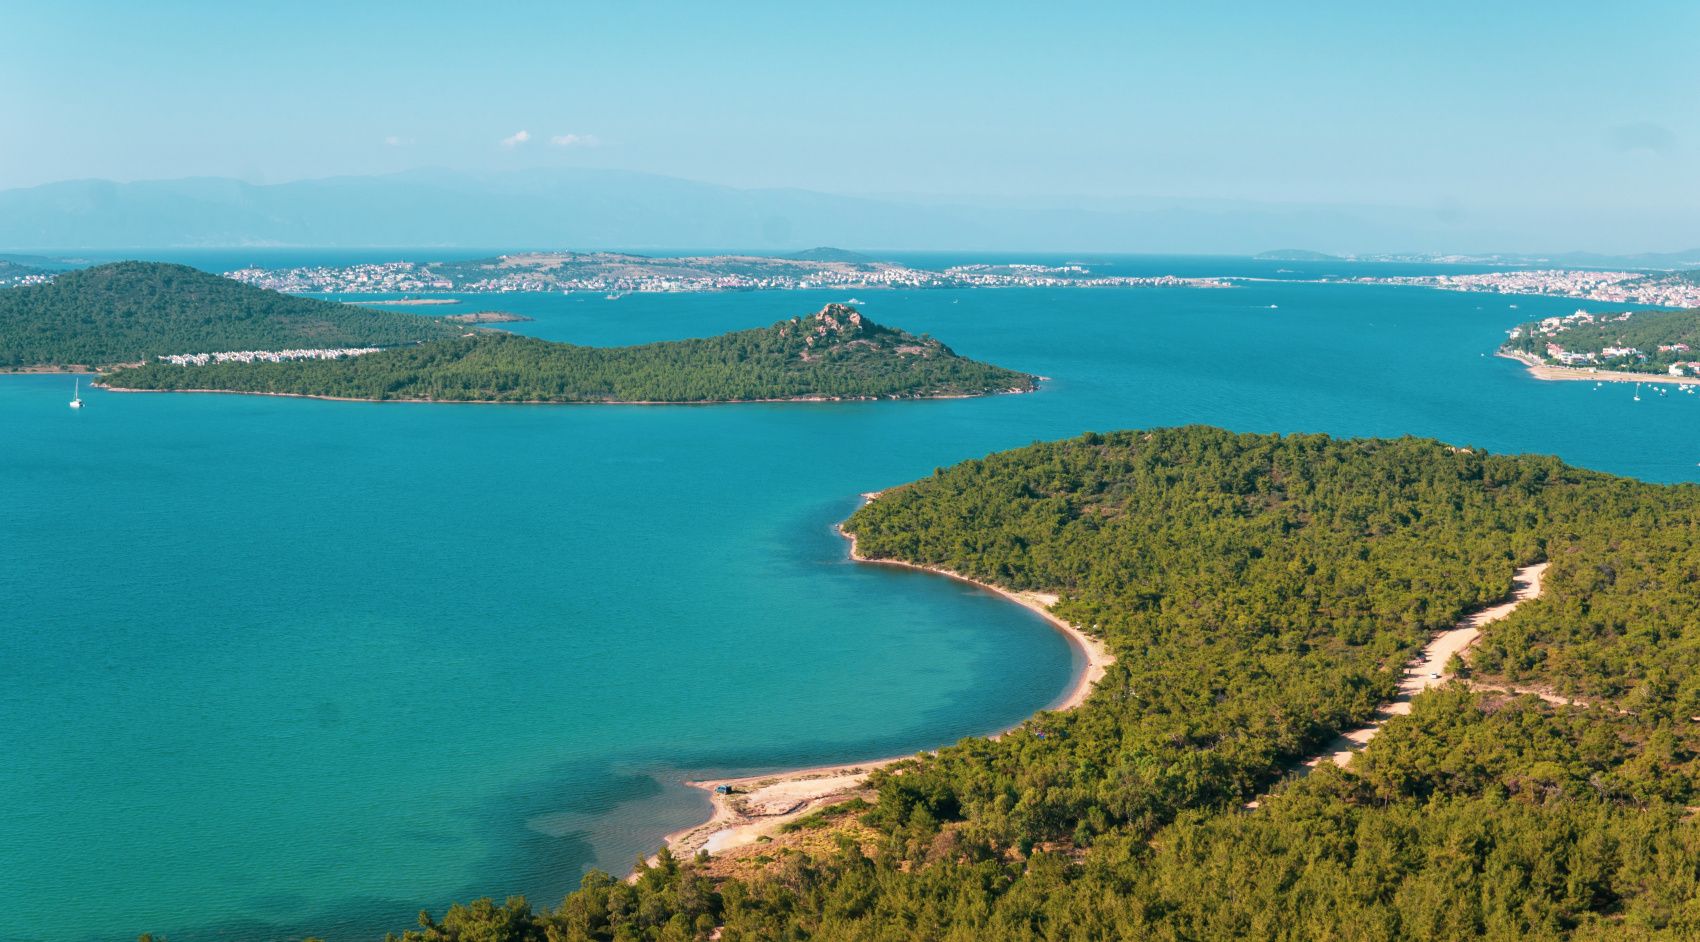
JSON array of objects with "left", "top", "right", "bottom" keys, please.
[
  {"left": 2, "top": 167, "right": 1693, "bottom": 258},
  {"left": 1526, "top": 249, "right": 1700, "bottom": 270}
]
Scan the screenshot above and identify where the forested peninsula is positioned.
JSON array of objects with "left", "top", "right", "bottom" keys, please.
[
  {"left": 103, "top": 303, "right": 1035, "bottom": 403},
  {"left": 0, "top": 261, "right": 457, "bottom": 368},
  {"left": 376, "top": 428, "right": 1700, "bottom": 941}
]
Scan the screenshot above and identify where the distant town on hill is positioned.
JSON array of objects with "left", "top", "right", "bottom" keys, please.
[
  {"left": 1328, "top": 268, "right": 1700, "bottom": 309},
  {"left": 222, "top": 251, "right": 1231, "bottom": 295}
]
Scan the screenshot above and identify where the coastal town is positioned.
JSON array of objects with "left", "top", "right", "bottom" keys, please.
[
  {"left": 0, "top": 268, "right": 53, "bottom": 289},
  {"left": 1336, "top": 268, "right": 1700, "bottom": 308},
  {"left": 1, "top": 272, "right": 53, "bottom": 289},
  {"left": 14, "top": 255, "right": 1698, "bottom": 309},
  {"left": 222, "top": 252, "right": 1233, "bottom": 295},
  {"left": 1502, "top": 308, "right": 1700, "bottom": 379},
  {"left": 227, "top": 262, "right": 456, "bottom": 295}
]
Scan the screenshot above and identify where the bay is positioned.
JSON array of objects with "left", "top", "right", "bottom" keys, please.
[{"left": 3, "top": 266, "right": 1694, "bottom": 942}]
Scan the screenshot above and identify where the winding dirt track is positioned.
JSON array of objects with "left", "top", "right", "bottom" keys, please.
[{"left": 1246, "top": 562, "right": 1549, "bottom": 807}]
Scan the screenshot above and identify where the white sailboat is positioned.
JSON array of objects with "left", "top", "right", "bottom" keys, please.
[
  {"left": 1633, "top": 383, "right": 1641, "bottom": 402},
  {"left": 69, "top": 378, "right": 83, "bottom": 409}
]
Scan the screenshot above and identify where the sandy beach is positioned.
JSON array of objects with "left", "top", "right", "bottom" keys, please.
[
  {"left": 1499, "top": 351, "right": 1700, "bottom": 386},
  {"left": 657, "top": 757, "right": 904, "bottom": 860},
  {"left": 653, "top": 491, "right": 1115, "bottom": 864},
  {"left": 841, "top": 535, "right": 1112, "bottom": 716}
]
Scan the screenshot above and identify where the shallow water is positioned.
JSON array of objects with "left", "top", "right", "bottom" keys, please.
[{"left": 4, "top": 270, "right": 1697, "bottom": 942}]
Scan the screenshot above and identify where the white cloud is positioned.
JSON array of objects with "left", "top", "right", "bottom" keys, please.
[
  {"left": 384, "top": 135, "right": 411, "bottom": 147},
  {"left": 550, "top": 133, "right": 600, "bottom": 148},
  {"left": 500, "top": 130, "right": 531, "bottom": 148}
]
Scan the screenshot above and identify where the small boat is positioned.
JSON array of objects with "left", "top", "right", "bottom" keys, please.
[
  {"left": 1268, "top": 304, "right": 1279, "bottom": 309},
  {"left": 1633, "top": 383, "right": 1641, "bottom": 402},
  {"left": 69, "top": 378, "right": 83, "bottom": 409}
]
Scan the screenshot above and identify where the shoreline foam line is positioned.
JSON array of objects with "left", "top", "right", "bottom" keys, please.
[{"left": 649, "top": 490, "right": 1114, "bottom": 865}]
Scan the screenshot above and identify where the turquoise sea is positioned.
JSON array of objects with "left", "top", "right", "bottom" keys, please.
[{"left": 4, "top": 258, "right": 1698, "bottom": 942}]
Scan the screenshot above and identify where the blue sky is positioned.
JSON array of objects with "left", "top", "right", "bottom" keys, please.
[{"left": 5, "top": 1, "right": 1697, "bottom": 238}]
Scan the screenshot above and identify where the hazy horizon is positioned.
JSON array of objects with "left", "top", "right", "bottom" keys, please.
[
  {"left": 2, "top": 166, "right": 1697, "bottom": 259},
  {"left": 8, "top": 1, "right": 1699, "bottom": 255}
]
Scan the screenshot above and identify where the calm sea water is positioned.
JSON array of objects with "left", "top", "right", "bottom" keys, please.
[{"left": 4, "top": 268, "right": 1697, "bottom": 942}]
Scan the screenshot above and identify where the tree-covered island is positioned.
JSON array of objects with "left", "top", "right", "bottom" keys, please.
[
  {"left": 102, "top": 303, "right": 1035, "bottom": 402},
  {"left": 0, "top": 261, "right": 1036, "bottom": 401}
]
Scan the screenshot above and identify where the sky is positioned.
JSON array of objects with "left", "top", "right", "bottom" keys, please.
[{"left": 4, "top": 1, "right": 1698, "bottom": 249}]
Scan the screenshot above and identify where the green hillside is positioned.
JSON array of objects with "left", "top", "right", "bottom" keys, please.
[
  {"left": 0, "top": 261, "right": 458, "bottom": 368},
  {"left": 103, "top": 303, "right": 1037, "bottom": 402},
  {"left": 0, "top": 259, "right": 52, "bottom": 282}
]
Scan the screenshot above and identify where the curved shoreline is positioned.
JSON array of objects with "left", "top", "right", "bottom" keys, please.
[
  {"left": 651, "top": 491, "right": 1114, "bottom": 864},
  {"left": 838, "top": 512, "right": 1112, "bottom": 716},
  {"left": 92, "top": 383, "right": 1038, "bottom": 406}
]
